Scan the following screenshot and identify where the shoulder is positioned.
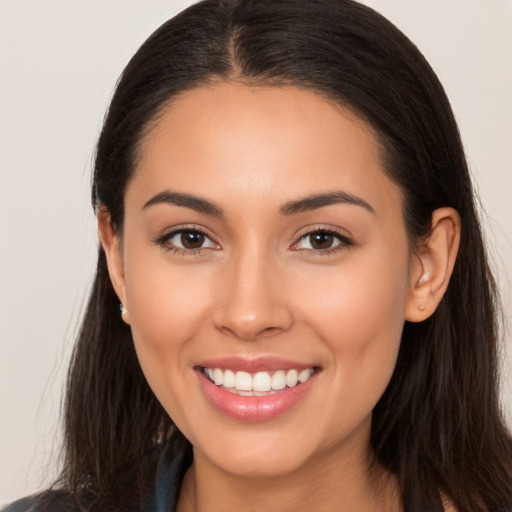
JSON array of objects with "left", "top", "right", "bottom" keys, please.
[
  {"left": 3, "top": 439, "right": 192, "bottom": 512},
  {"left": 2, "top": 497, "right": 35, "bottom": 512},
  {"left": 2, "top": 491, "right": 78, "bottom": 512}
]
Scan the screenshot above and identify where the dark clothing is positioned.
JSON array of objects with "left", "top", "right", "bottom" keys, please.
[{"left": 3, "top": 440, "right": 191, "bottom": 512}]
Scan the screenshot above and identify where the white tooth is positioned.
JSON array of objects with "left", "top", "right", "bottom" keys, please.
[
  {"left": 207, "top": 368, "right": 214, "bottom": 381},
  {"left": 252, "top": 371, "right": 272, "bottom": 392},
  {"left": 223, "top": 369, "right": 235, "bottom": 388},
  {"left": 271, "top": 370, "right": 287, "bottom": 390},
  {"left": 286, "top": 369, "right": 298, "bottom": 387},
  {"left": 298, "top": 368, "right": 313, "bottom": 383},
  {"left": 235, "top": 371, "right": 253, "bottom": 391},
  {"left": 238, "top": 390, "right": 255, "bottom": 396},
  {"left": 213, "top": 368, "right": 224, "bottom": 386}
]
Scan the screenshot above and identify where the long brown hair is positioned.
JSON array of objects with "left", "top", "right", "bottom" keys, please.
[{"left": 44, "top": 0, "right": 512, "bottom": 510}]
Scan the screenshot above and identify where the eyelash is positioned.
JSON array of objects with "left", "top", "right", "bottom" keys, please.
[
  {"left": 154, "top": 226, "right": 219, "bottom": 256},
  {"left": 291, "top": 227, "right": 354, "bottom": 255},
  {"left": 154, "top": 226, "right": 354, "bottom": 256}
]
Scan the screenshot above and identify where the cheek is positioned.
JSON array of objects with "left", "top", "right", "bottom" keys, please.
[
  {"left": 122, "top": 241, "right": 214, "bottom": 378},
  {"left": 300, "top": 252, "right": 407, "bottom": 330},
  {"left": 294, "top": 246, "right": 410, "bottom": 395},
  {"left": 130, "top": 282, "right": 194, "bottom": 344},
  {"left": 123, "top": 252, "right": 216, "bottom": 435}
]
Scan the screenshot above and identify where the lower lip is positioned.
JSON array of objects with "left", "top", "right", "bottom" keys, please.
[{"left": 196, "top": 369, "right": 319, "bottom": 421}]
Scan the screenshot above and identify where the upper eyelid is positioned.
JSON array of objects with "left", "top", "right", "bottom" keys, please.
[
  {"left": 293, "top": 224, "right": 352, "bottom": 241},
  {"left": 157, "top": 224, "right": 214, "bottom": 238}
]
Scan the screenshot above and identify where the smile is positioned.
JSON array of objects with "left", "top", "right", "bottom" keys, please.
[
  {"left": 196, "top": 361, "right": 321, "bottom": 421},
  {"left": 202, "top": 367, "right": 315, "bottom": 396}
]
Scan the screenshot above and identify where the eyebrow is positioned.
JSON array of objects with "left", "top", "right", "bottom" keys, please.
[
  {"left": 142, "top": 189, "right": 374, "bottom": 217},
  {"left": 280, "top": 191, "right": 375, "bottom": 215},
  {"left": 143, "top": 191, "right": 224, "bottom": 217}
]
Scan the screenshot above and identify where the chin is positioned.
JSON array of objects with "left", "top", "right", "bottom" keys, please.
[
  {"left": 207, "top": 449, "right": 309, "bottom": 478},
  {"left": 191, "top": 426, "right": 328, "bottom": 479}
]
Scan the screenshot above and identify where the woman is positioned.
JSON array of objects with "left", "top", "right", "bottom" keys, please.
[{"left": 4, "top": 0, "right": 512, "bottom": 510}]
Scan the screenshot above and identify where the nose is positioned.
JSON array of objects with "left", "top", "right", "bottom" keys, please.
[{"left": 212, "top": 250, "right": 294, "bottom": 341}]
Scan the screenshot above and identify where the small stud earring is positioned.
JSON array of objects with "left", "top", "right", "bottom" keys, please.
[
  {"left": 120, "top": 303, "right": 127, "bottom": 316},
  {"left": 418, "top": 304, "right": 425, "bottom": 311}
]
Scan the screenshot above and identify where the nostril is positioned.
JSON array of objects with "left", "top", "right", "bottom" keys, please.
[
  {"left": 259, "top": 326, "right": 286, "bottom": 337},
  {"left": 216, "top": 323, "right": 290, "bottom": 341}
]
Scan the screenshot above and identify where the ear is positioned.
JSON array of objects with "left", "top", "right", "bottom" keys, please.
[
  {"left": 98, "top": 207, "right": 130, "bottom": 324},
  {"left": 405, "top": 207, "right": 461, "bottom": 322}
]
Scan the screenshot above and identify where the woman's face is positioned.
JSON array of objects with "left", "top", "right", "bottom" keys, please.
[{"left": 113, "top": 83, "right": 422, "bottom": 477}]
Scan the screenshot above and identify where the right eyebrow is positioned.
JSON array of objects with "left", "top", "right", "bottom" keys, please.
[
  {"left": 280, "top": 190, "right": 375, "bottom": 216},
  {"left": 142, "top": 190, "right": 224, "bottom": 217}
]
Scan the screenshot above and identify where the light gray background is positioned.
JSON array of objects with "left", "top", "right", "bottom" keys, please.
[{"left": 1, "top": 0, "right": 511, "bottom": 505}]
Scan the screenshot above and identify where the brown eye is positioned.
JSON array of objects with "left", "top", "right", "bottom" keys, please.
[
  {"left": 292, "top": 229, "right": 353, "bottom": 253},
  {"left": 309, "top": 232, "right": 335, "bottom": 250},
  {"left": 180, "top": 230, "right": 205, "bottom": 249},
  {"left": 157, "top": 228, "right": 219, "bottom": 253}
]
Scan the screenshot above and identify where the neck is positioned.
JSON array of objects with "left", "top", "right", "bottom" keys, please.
[{"left": 176, "top": 434, "right": 400, "bottom": 512}]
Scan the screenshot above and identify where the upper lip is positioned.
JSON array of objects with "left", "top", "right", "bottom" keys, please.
[{"left": 196, "top": 356, "right": 319, "bottom": 373}]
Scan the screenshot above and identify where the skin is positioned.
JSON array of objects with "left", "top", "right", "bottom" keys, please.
[{"left": 99, "top": 83, "right": 460, "bottom": 512}]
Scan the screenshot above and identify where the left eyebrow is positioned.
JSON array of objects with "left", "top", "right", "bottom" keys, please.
[
  {"left": 280, "top": 191, "right": 375, "bottom": 215},
  {"left": 142, "top": 190, "right": 224, "bottom": 217}
]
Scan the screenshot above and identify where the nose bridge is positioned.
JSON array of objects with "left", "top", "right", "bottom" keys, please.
[{"left": 213, "top": 239, "right": 293, "bottom": 340}]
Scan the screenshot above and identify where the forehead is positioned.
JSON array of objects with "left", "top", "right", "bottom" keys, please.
[{"left": 129, "top": 82, "right": 403, "bottom": 218}]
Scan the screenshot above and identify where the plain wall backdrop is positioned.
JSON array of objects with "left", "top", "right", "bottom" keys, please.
[{"left": 1, "top": 0, "right": 511, "bottom": 505}]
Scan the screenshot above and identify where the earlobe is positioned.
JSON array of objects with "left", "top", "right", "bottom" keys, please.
[
  {"left": 405, "top": 207, "right": 461, "bottom": 322},
  {"left": 97, "top": 208, "right": 130, "bottom": 324}
]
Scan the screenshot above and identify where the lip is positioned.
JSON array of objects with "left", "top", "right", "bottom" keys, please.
[
  {"left": 197, "top": 356, "right": 316, "bottom": 373},
  {"left": 195, "top": 357, "right": 320, "bottom": 422}
]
